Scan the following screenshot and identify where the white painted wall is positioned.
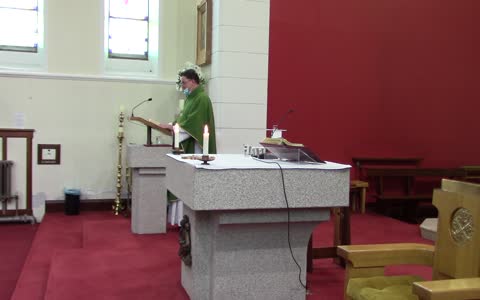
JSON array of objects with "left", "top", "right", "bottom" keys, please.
[
  {"left": 0, "top": 0, "right": 271, "bottom": 221},
  {"left": 0, "top": 0, "right": 198, "bottom": 221}
]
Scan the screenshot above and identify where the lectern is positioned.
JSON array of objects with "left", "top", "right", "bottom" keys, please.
[
  {"left": 129, "top": 116, "right": 171, "bottom": 145},
  {"left": 166, "top": 154, "right": 350, "bottom": 299}
]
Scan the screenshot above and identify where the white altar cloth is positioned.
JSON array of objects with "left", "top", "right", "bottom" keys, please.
[{"left": 167, "top": 153, "right": 350, "bottom": 170}]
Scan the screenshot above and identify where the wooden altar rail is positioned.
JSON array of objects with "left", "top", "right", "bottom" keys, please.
[{"left": 0, "top": 128, "right": 34, "bottom": 216}]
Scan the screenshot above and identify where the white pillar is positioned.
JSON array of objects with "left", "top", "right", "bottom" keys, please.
[{"left": 209, "top": 0, "right": 270, "bottom": 153}]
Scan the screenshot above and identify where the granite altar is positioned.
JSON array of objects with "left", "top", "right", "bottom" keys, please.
[{"left": 166, "top": 154, "right": 350, "bottom": 299}]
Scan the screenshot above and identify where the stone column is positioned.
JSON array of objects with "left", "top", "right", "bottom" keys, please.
[{"left": 209, "top": 0, "right": 270, "bottom": 153}]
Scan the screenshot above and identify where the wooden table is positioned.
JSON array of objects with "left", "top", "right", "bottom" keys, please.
[
  {"left": 306, "top": 180, "right": 369, "bottom": 272},
  {"left": 350, "top": 180, "right": 369, "bottom": 214}
]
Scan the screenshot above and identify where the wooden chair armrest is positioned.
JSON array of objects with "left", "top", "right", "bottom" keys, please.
[
  {"left": 337, "top": 243, "right": 434, "bottom": 268},
  {"left": 413, "top": 278, "right": 480, "bottom": 300}
]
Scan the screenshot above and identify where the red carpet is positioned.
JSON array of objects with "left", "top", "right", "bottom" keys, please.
[
  {"left": 44, "top": 247, "right": 188, "bottom": 300},
  {"left": 82, "top": 219, "right": 142, "bottom": 249},
  {"left": 8, "top": 211, "right": 434, "bottom": 300},
  {"left": 0, "top": 223, "right": 37, "bottom": 300},
  {"left": 10, "top": 212, "right": 118, "bottom": 300}
]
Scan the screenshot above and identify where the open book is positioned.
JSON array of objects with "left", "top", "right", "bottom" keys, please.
[
  {"left": 261, "top": 137, "right": 304, "bottom": 147},
  {"left": 260, "top": 138, "right": 324, "bottom": 163}
]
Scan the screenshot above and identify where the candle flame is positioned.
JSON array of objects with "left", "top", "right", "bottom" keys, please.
[{"left": 204, "top": 124, "right": 209, "bottom": 134}]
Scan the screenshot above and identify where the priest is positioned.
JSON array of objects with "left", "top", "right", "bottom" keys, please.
[
  {"left": 175, "top": 68, "right": 217, "bottom": 153},
  {"left": 168, "top": 67, "right": 217, "bottom": 226}
]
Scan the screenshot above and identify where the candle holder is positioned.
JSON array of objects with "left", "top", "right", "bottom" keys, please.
[
  {"left": 201, "top": 155, "right": 211, "bottom": 165},
  {"left": 172, "top": 147, "right": 184, "bottom": 155},
  {"left": 113, "top": 110, "right": 126, "bottom": 216}
]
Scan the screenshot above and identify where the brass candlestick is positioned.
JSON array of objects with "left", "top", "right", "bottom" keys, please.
[
  {"left": 112, "top": 110, "right": 125, "bottom": 215},
  {"left": 125, "top": 166, "right": 132, "bottom": 213}
]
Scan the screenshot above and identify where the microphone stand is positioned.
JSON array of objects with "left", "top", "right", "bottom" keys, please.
[
  {"left": 270, "top": 109, "right": 294, "bottom": 138},
  {"left": 131, "top": 97, "right": 152, "bottom": 117}
]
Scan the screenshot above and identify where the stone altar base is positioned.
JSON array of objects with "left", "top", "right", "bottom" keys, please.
[
  {"left": 182, "top": 205, "right": 330, "bottom": 300},
  {"left": 131, "top": 167, "right": 167, "bottom": 234}
]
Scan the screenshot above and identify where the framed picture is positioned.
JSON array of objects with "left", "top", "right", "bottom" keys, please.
[
  {"left": 38, "top": 144, "right": 61, "bottom": 165},
  {"left": 196, "top": 0, "right": 212, "bottom": 66}
]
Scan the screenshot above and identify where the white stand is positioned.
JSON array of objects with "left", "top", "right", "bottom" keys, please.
[
  {"left": 127, "top": 145, "right": 171, "bottom": 234},
  {"left": 266, "top": 126, "right": 286, "bottom": 138}
]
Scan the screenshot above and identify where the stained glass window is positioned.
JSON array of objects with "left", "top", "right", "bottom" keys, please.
[
  {"left": 108, "top": 0, "right": 149, "bottom": 60},
  {"left": 0, "top": 0, "right": 39, "bottom": 52}
]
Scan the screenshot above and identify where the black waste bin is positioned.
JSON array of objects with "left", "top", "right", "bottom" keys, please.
[{"left": 64, "top": 189, "right": 80, "bottom": 215}]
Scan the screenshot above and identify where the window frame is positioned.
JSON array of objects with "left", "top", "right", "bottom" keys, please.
[
  {"left": 104, "top": 0, "right": 159, "bottom": 75},
  {"left": 0, "top": 0, "right": 45, "bottom": 70}
]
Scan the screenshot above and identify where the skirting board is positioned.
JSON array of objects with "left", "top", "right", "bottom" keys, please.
[{"left": 45, "top": 199, "right": 116, "bottom": 212}]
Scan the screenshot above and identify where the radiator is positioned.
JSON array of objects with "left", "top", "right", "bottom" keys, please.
[{"left": 0, "top": 160, "right": 18, "bottom": 214}]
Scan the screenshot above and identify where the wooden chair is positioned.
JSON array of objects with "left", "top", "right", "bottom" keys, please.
[{"left": 337, "top": 179, "right": 480, "bottom": 300}]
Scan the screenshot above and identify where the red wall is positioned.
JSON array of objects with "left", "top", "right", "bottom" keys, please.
[{"left": 268, "top": 0, "right": 480, "bottom": 168}]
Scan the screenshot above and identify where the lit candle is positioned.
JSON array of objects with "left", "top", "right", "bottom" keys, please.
[
  {"left": 203, "top": 125, "right": 209, "bottom": 155},
  {"left": 174, "top": 124, "right": 180, "bottom": 148}
]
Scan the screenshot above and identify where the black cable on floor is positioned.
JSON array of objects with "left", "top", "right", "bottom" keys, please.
[{"left": 253, "top": 157, "right": 307, "bottom": 290}]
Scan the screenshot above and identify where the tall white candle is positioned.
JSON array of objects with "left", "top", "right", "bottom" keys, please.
[
  {"left": 203, "top": 125, "right": 209, "bottom": 155},
  {"left": 174, "top": 124, "right": 180, "bottom": 148}
]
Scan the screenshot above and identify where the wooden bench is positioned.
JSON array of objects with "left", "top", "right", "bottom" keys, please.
[
  {"left": 352, "top": 157, "right": 423, "bottom": 180},
  {"left": 365, "top": 167, "right": 467, "bottom": 223},
  {"left": 461, "top": 166, "right": 480, "bottom": 180}
]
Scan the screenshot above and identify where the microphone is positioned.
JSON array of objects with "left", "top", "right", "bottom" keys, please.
[
  {"left": 131, "top": 98, "right": 152, "bottom": 117},
  {"left": 271, "top": 109, "right": 294, "bottom": 137}
]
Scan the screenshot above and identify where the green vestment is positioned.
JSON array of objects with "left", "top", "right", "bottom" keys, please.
[
  {"left": 168, "top": 85, "right": 216, "bottom": 202},
  {"left": 175, "top": 85, "right": 217, "bottom": 154}
]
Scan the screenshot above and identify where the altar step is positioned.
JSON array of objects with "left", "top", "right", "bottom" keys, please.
[
  {"left": 44, "top": 247, "right": 185, "bottom": 300},
  {"left": 10, "top": 212, "right": 187, "bottom": 300},
  {"left": 11, "top": 212, "right": 93, "bottom": 300}
]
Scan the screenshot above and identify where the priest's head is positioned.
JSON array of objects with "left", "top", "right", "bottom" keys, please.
[{"left": 180, "top": 69, "right": 200, "bottom": 93}]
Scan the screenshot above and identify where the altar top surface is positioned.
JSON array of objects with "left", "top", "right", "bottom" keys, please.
[
  {"left": 166, "top": 153, "right": 350, "bottom": 170},
  {"left": 166, "top": 154, "right": 350, "bottom": 211}
]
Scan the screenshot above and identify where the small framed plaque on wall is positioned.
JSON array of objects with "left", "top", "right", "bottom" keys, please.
[{"left": 38, "top": 144, "right": 61, "bottom": 165}]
